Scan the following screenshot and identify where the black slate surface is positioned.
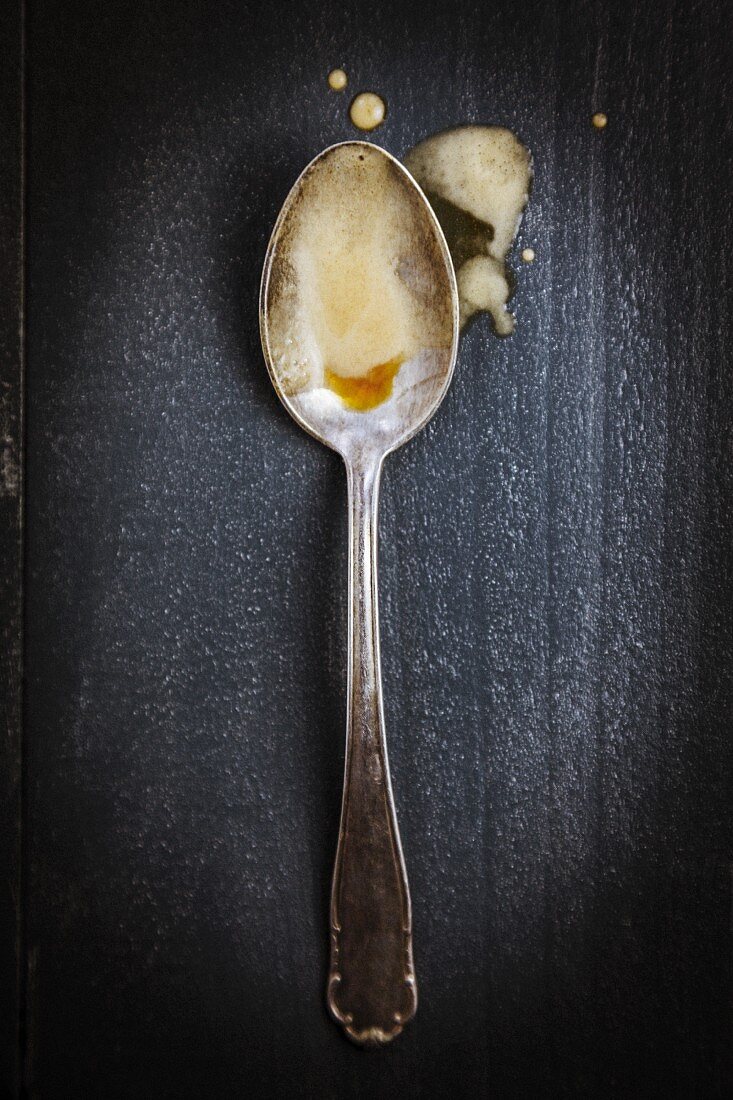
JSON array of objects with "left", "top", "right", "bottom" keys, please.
[
  {"left": 0, "top": 2, "right": 23, "bottom": 1095},
  {"left": 10, "top": 0, "right": 733, "bottom": 1096}
]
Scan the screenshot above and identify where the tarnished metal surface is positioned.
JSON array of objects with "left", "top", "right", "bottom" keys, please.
[{"left": 260, "top": 142, "right": 458, "bottom": 1043}]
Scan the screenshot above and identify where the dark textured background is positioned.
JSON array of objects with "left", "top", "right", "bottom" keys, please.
[{"left": 3, "top": 0, "right": 732, "bottom": 1096}]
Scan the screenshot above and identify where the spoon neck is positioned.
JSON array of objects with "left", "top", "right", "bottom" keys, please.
[
  {"left": 345, "top": 453, "right": 383, "bottom": 511},
  {"left": 344, "top": 452, "right": 386, "bottom": 760},
  {"left": 345, "top": 457, "right": 382, "bottom": 663}
]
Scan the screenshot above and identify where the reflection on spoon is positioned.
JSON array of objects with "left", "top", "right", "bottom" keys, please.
[{"left": 405, "top": 126, "right": 532, "bottom": 336}]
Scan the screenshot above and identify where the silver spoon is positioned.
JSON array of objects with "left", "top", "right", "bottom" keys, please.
[{"left": 260, "top": 141, "right": 459, "bottom": 1046}]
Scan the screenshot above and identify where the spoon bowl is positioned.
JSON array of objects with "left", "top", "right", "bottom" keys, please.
[
  {"left": 260, "top": 141, "right": 458, "bottom": 1046},
  {"left": 260, "top": 142, "right": 459, "bottom": 463}
]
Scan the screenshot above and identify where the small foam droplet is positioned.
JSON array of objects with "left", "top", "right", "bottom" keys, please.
[
  {"left": 349, "top": 92, "right": 386, "bottom": 131},
  {"left": 328, "top": 68, "right": 347, "bottom": 91}
]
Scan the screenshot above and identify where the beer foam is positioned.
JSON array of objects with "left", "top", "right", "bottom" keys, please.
[
  {"left": 405, "top": 126, "right": 532, "bottom": 334},
  {"left": 266, "top": 144, "right": 453, "bottom": 407}
]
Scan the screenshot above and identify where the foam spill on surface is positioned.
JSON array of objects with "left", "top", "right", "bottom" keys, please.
[
  {"left": 266, "top": 144, "right": 453, "bottom": 408},
  {"left": 405, "top": 126, "right": 532, "bottom": 335}
]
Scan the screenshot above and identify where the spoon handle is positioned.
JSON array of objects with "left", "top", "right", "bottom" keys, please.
[{"left": 327, "top": 457, "right": 417, "bottom": 1047}]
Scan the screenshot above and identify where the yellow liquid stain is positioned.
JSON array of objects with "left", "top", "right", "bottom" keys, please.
[
  {"left": 325, "top": 357, "right": 402, "bottom": 411},
  {"left": 592, "top": 111, "right": 608, "bottom": 129}
]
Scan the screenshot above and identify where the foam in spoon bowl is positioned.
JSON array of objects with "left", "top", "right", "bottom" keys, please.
[{"left": 263, "top": 142, "right": 454, "bottom": 417}]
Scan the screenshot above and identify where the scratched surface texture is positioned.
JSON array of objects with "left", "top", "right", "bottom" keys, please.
[
  {"left": 0, "top": 1, "right": 23, "bottom": 1096},
  {"left": 14, "top": 0, "right": 733, "bottom": 1096}
]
